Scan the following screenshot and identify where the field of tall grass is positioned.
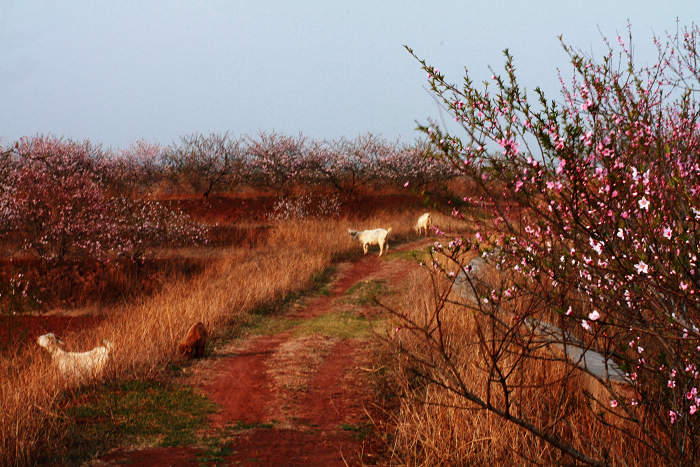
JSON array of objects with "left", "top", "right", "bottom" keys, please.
[
  {"left": 381, "top": 269, "right": 664, "bottom": 466},
  {"left": 0, "top": 206, "right": 453, "bottom": 465}
]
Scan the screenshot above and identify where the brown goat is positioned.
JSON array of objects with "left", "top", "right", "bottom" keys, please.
[{"left": 178, "top": 322, "right": 207, "bottom": 358}]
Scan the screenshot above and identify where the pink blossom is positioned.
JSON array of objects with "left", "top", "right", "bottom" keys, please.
[
  {"left": 638, "top": 196, "right": 650, "bottom": 210},
  {"left": 556, "top": 159, "right": 566, "bottom": 174},
  {"left": 635, "top": 261, "right": 649, "bottom": 274},
  {"left": 410, "top": 25, "right": 700, "bottom": 461}
]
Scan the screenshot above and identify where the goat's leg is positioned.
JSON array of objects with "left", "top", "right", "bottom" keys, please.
[{"left": 363, "top": 243, "right": 368, "bottom": 254}]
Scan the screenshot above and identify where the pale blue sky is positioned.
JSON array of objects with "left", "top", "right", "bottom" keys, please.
[{"left": 1, "top": 1, "right": 697, "bottom": 149}]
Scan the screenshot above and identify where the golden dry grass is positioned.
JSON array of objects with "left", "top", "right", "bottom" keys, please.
[
  {"left": 381, "top": 270, "right": 663, "bottom": 466},
  {"left": 0, "top": 208, "right": 442, "bottom": 466}
]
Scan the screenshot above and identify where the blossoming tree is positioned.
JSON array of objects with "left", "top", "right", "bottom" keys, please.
[
  {"left": 0, "top": 135, "right": 206, "bottom": 263},
  {"left": 164, "top": 132, "right": 245, "bottom": 198},
  {"left": 400, "top": 23, "right": 699, "bottom": 465},
  {"left": 103, "top": 139, "right": 167, "bottom": 196}
]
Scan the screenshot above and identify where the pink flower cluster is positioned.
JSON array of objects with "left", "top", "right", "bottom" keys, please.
[
  {"left": 409, "top": 22, "right": 700, "bottom": 461},
  {"left": 0, "top": 135, "right": 207, "bottom": 263}
]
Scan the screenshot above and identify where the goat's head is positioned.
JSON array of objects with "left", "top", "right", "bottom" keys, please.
[
  {"left": 37, "top": 333, "right": 64, "bottom": 351},
  {"left": 347, "top": 229, "right": 358, "bottom": 239}
]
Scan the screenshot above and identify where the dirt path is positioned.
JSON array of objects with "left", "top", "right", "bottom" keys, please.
[{"left": 98, "top": 240, "right": 427, "bottom": 466}]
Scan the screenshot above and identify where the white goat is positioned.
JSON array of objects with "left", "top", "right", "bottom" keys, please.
[
  {"left": 348, "top": 227, "right": 392, "bottom": 256},
  {"left": 415, "top": 212, "right": 432, "bottom": 237},
  {"left": 37, "top": 333, "right": 113, "bottom": 382}
]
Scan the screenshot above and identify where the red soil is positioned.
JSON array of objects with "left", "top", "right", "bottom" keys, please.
[
  {"left": 200, "top": 334, "right": 284, "bottom": 427},
  {"left": 98, "top": 240, "right": 428, "bottom": 466},
  {"left": 99, "top": 446, "right": 200, "bottom": 466}
]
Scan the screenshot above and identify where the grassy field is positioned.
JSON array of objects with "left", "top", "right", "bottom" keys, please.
[
  {"left": 0, "top": 188, "right": 467, "bottom": 465},
  {"left": 2, "top": 187, "right": 662, "bottom": 466}
]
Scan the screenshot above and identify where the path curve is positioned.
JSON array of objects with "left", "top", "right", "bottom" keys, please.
[{"left": 99, "top": 240, "right": 428, "bottom": 466}]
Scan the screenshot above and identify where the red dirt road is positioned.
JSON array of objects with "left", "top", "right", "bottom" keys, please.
[{"left": 99, "top": 241, "right": 426, "bottom": 466}]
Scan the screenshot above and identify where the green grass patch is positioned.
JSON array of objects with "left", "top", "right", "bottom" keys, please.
[
  {"left": 310, "top": 266, "right": 335, "bottom": 296},
  {"left": 250, "top": 265, "right": 337, "bottom": 316},
  {"left": 383, "top": 245, "right": 432, "bottom": 263},
  {"left": 245, "top": 267, "right": 337, "bottom": 335},
  {"left": 197, "top": 420, "right": 277, "bottom": 464},
  {"left": 56, "top": 380, "right": 215, "bottom": 464},
  {"left": 209, "top": 266, "right": 338, "bottom": 344},
  {"left": 343, "top": 279, "right": 390, "bottom": 306},
  {"left": 245, "top": 314, "right": 301, "bottom": 336},
  {"left": 197, "top": 443, "right": 234, "bottom": 465},
  {"left": 228, "top": 420, "right": 276, "bottom": 431},
  {"left": 293, "top": 311, "right": 380, "bottom": 339}
]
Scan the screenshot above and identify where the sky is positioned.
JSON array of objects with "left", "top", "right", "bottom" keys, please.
[{"left": 1, "top": 1, "right": 698, "bottom": 150}]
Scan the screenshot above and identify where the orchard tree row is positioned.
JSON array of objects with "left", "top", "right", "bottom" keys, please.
[
  {"left": 0, "top": 132, "right": 456, "bottom": 265},
  {"left": 1, "top": 132, "right": 459, "bottom": 200},
  {"left": 0, "top": 137, "right": 207, "bottom": 265}
]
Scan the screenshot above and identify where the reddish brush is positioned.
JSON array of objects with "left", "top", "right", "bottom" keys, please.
[{"left": 178, "top": 322, "right": 207, "bottom": 358}]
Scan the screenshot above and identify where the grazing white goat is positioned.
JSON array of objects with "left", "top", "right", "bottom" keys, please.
[
  {"left": 415, "top": 212, "right": 432, "bottom": 237},
  {"left": 348, "top": 227, "right": 392, "bottom": 256},
  {"left": 37, "top": 333, "right": 113, "bottom": 381}
]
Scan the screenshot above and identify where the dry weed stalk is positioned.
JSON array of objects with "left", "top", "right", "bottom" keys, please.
[{"left": 383, "top": 267, "right": 661, "bottom": 466}]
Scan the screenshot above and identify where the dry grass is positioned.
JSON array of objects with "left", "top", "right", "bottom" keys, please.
[
  {"left": 381, "top": 270, "right": 664, "bottom": 466},
  {"left": 0, "top": 208, "right": 435, "bottom": 466}
]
